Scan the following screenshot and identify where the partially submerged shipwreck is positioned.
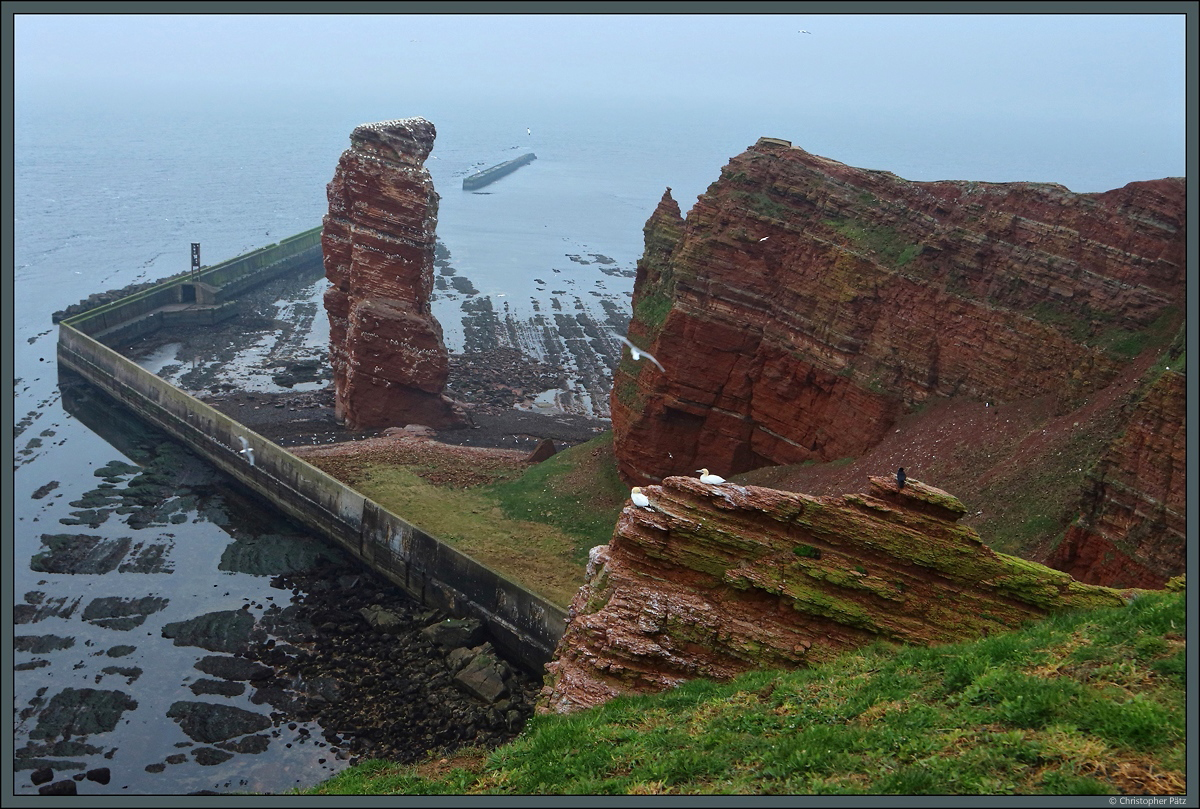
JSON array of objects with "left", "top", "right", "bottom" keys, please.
[{"left": 462, "top": 152, "right": 537, "bottom": 190}]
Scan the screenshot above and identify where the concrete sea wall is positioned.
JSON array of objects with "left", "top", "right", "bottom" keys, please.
[
  {"left": 70, "top": 227, "right": 325, "bottom": 344},
  {"left": 57, "top": 231, "right": 568, "bottom": 672}
]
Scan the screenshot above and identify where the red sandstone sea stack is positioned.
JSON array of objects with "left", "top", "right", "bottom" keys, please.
[{"left": 322, "top": 117, "right": 465, "bottom": 430}]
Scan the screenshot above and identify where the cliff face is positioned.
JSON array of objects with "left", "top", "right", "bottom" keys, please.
[
  {"left": 612, "top": 139, "right": 1185, "bottom": 486},
  {"left": 1046, "top": 367, "right": 1187, "bottom": 589},
  {"left": 323, "top": 118, "right": 464, "bottom": 430},
  {"left": 540, "top": 475, "right": 1130, "bottom": 714}
]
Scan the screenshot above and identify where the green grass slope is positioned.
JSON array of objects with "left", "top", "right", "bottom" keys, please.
[{"left": 297, "top": 587, "right": 1186, "bottom": 796}]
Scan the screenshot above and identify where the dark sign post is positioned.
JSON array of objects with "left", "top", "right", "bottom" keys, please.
[{"left": 190, "top": 243, "right": 201, "bottom": 280}]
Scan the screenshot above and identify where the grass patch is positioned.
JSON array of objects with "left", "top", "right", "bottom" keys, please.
[
  {"left": 296, "top": 590, "right": 1187, "bottom": 796},
  {"left": 971, "top": 423, "right": 1119, "bottom": 558},
  {"left": 733, "top": 190, "right": 789, "bottom": 220},
  {"left": 304, "top": 433, "right": 627, "bottom": 608},
  {"left": 483, "top": 433, "right": 629, "bottom": 568},
  {"left": 825, "top": 219, "right": 924, "bottom": 269},
  {"left": 1094, "top": 308, "right": 1179, "bottom": 362},
  {"left": 632, "top": 290, "right": 673, "bottom": 336},
  {"left": 1027, "top": 301, "right": 1092, "bottom": 341},
  {"left": 348, "top": 466, "right": 584, "bottom": 606}
]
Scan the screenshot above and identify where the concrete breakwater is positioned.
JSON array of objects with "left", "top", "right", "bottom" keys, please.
[
  {"left": 56, "top": 230, "right": 569, "bottom": 673},
  {"left": 462, "top": 153, "right": 537, "bottom": 190}
]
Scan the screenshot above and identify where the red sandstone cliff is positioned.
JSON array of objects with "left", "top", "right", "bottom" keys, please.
[
  {"left": 613, "top": 139, "right": 1184, "bottom": 485},
  {"left": 540, "top": 475, "right": 1132, "bottom": 714},
  {"left": 1046, "top": 365, "right": 1187, "bottom": 589},
  {"left": 323, "top": 118, "right": 464, "bottom": 430},
  {"left": 610, "top": 137, "right": 1185, "bottom": 587}
]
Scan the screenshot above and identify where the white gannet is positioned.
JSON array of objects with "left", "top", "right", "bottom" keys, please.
[
  {"left": 696, "top": 468, "right": 726, "bottom": 485},
  {"left": 630, "top": 487, "right": 651, "bottom": 509},
  {"left": 237, "top": 435, "right": 255, "bottom": 467},
  {"left": 610, "top": 331, "right": 666, "bottom": 372}
]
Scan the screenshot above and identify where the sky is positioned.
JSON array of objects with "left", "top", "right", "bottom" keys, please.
[
  {"left": 6, "top": 6, "right": 1192, "bottom": 201},
  {"left": 12, "top": 9, "right": 1189, "bottom": 129}
]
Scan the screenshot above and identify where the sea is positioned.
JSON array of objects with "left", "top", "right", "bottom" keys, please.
[{"left": 10, "top": 84, "right": 1180, "bottom": 796}]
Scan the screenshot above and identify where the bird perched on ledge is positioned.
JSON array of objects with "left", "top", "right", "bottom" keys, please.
[
  {"left": 897, "top": 467, "right": 906, "bottom": 489},
  {"left": 697, "top": 468, "right": 726, "bottom": 485},
  {"left": 630, "top": 487, "right": 651, "bottom": 509}
]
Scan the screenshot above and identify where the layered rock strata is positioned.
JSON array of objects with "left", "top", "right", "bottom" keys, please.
[
  {"left": 323, "top": 118, "right": 464, "bottom": 430},
  {"left": 612, "top": 139, "right": 1185, "bottom": 486},
  {"left": 540, "top": 475, "right": 1132, "bottom": 714},
  {"left": 1047, "top": 366, "right": 1187, "bottom": 589}
]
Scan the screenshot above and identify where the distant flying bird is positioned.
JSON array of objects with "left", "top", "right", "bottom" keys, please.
[
  {"left": 759, "top": 236, "right": 769, "bottom": 242},
  {"left": 897, "top": 467, "right": 906, "bottom": 489},
  {"left": 527, "top": 127, "right": 531, "bottom": 136},
  {"left": 611, "top": 331, "right": 666, "bottom": 372},
  {"left": 697, "top": 468, "right": 727, "bottom": 485},
  {"left": 630, "top": 487, "right": 651, "bottom": 509},
  {"left": 799, "top": 29, "right": 812, "bottom": 34},
  {"left": 237, "top": 435, "right": 255, "bottom": 467}
]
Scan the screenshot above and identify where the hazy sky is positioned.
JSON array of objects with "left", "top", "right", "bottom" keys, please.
[
  {"left": 9, "top": 6, "right": 1191, "bottom": 191},
  {"left": 14, "top": 10, "right": 1187, "bottom": 118}
]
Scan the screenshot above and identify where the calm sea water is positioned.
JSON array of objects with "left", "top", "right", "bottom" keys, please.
[{"left": 10, "top": 86, "right": 1176, "bottom": 795}]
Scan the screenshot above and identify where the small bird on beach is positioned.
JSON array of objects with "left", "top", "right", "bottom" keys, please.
[
  {"left": 611, "top": 331, "right": 666, "bottom": 372},
  {"left": 897, "top": 467, "right": 906, "bottom": 489},
  {"left": 630, "top": 487, "right": 651, "bottom": 509},
  {"left": 697, "top": 468, "right": 726, "bottom": 485},
  {"left": 237, "top": 435, "right": 255, "bottom": 467}
]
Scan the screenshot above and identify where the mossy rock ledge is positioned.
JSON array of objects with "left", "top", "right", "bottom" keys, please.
[{"left": 540, "top": 475, "right": 1138, "bottom": 714}]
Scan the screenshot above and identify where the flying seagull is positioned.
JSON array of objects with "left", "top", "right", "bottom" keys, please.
[
  {"left": 759, "top": 236, "right": 770, "bottom": 242},
  {"left": 799, "top": 29, "right": 812, "bottom": 34},
  {"left": 527, "top": 127, "right": 531, "bottom": 136},
  {"left": 237, "top": 435, "right": 255, "bottom": 467},
  {"left": 696, "top": 468, "right": 727, "bottom": 485},
  {"left": 611, "top": 331, "right": 666, "bottom": 372},
  {"left": 630, "top": 487, "right": 652, "bottom": 509}
]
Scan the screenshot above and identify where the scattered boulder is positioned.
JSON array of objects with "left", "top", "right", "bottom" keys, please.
[
  {"left": 525, "top": 438, "right": 557, "bottom": 463},
  {"left": 38, "top": 780, "right": 77, "bottom": 796},
  {"left": 421, "top": 617, "right": 486, "bottom": 650},
  {"left": 193, "top": 747, "right": 235, "bottom": 766},
  {"left": 359, "top": 604, "right": 408, "bottom": 630},
  {"left": 85, "top": 767, "right": 110, "bottom": 785},
  {"left": 454, "top": 650, "right": 512, "bottom": 704}
]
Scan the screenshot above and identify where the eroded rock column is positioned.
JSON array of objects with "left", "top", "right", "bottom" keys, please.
[{"left": 322, "top": 117, "right": 464, "bottom": 430}]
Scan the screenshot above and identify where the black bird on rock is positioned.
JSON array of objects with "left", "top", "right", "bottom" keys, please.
[{"left": 897, "top": 467, "right": 907, "bottom": 489}]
